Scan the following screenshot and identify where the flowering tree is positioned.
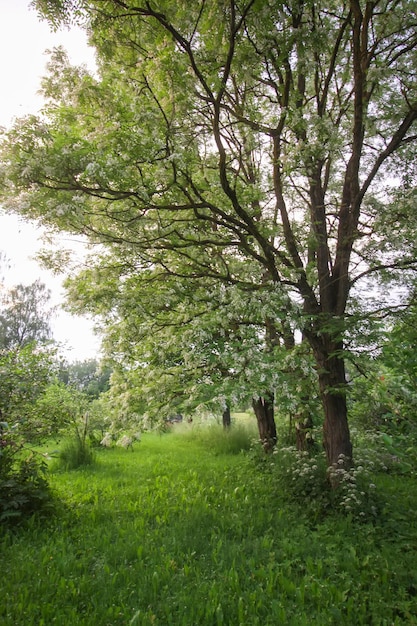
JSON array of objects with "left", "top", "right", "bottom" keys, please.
[
  {"left": 2, "top": 0, "right": 417, "bottom": 476},
  {"left": 63, "top": 254, "right": 297, "bottom": 440}
]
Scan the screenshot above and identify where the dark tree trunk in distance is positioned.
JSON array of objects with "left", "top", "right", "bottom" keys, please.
[
  {"left": 295, "top": 409, "right": 314, "bottom": 452},
  {"left": 222, "top": 404, "right": 231, "bottom": 429},
  {"left": 252, "top": 393, "right": 277, "bottom": 452}
]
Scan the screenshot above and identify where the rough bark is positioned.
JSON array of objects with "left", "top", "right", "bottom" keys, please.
[
  {"left": 252, "top": 393, "right": 277, "bottom": 452},
  {"left": 313, "top": 337, "right": 353, "bottom": 483}
]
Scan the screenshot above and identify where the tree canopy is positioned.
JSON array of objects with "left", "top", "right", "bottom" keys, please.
[{"left": 2, "top": 0, "right": 417, "bottom": 470}]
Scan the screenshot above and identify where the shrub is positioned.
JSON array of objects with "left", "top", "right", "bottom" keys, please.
[
  {"left": 0, "top": 424, "right": 53, "bottom": 525},
  {"left": 265, "top": 442, "right": 384, "bottom": 522},
  {"left": 272, "top": 446, "right": 329, "bottom": 508},
  {"left": 327, "top": 451, "right": 382, "bottom": 520}
]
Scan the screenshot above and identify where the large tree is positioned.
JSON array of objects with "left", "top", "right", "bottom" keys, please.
[{"left": 2, "top": 0, "right": 417, "bottom": 474}]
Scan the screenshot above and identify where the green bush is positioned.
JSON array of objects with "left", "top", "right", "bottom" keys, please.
[{"left": 0, "top": 425, "right": 53, "bottom": 525}]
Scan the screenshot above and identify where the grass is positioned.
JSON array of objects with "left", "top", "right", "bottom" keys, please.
[
  {"left": 50, "top": 435, "right": 95, "bottom": 471},
  {"left": 1, "top": 426, "right": 417, "bottom": 625}
]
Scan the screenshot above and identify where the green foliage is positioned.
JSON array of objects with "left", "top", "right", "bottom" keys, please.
[
  {"left": 0, "top": 343, "right": 57, "bottom": 440},
  {"left": 350, "top": 367, "right": 417, "bottom": 432},
  {"left": 0, "top": 424, "right": 53, "bottom": 525},
  {"left": 0, "top": 279, "right": 54, "bottom": 350},
  {"left": 32, "top": 381, "right": 90, "bottom": 436},
  {"left": 264, "top": 435, "right": 389, "bottom": 523},
  {"left": 1, "top": 433, "right": 417, "bottom": 624},
  {"left": 348, "top": 310, "right": 417, "bottom": 473},
  {"left": 48, "top": 393, "right": 96, "bottom": 470},
  {"left": 58, "top": 358, "right": 111, "bottom": 399}
]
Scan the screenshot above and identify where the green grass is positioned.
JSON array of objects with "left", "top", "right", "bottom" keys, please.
[{"left": 1, "top": 428, "right": 417, "bottom": 625}]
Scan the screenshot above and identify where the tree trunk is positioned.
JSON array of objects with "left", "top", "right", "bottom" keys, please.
[
  {"left": 313, "top": 338, "right": 353, "bottom": 483},
  {"left": 252, "top": 393, "right": 277, "bottom": 452},
  {"left": 295, "top": 409, "right": 314, "bottom": 452},
  {"left": 222, "top": 404, "right": 231, "bottom": 429}
]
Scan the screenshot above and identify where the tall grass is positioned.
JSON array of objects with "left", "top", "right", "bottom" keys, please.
[
  {"left": 172, "top": 419, "right": 258, "bottom": 454},
  {"left": 1, "top": 430, "right": 416, "bottom": 625},
  {"left": 50, "top": 436, "right": 95, "bottom": 471}
]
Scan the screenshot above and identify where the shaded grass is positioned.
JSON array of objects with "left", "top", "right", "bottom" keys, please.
[{"left": 1, "top": 432, "right": 417, "bottom": 625}]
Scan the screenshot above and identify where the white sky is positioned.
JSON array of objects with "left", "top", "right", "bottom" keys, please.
[{"left": 0, "top": 0, "right": 101, "bottom": 361}]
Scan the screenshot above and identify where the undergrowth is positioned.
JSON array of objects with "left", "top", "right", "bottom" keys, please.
[
  {"left": 1, "top": 430, "right": 416, "bottom": 625},
  {"left": 0, "top": 424, "right": 54, "bottom": 525},
  {"left": 263, "top": 444, "right": 386, "bottom": 522}
]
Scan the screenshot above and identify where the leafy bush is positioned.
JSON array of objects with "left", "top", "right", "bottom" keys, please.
[
  {"left": 0, "top": 344, "right": 57, "bottom": 443},
  {"left": 270, "top": 446, "right": 330, "bottom": 510},
  {"left": 349, "top": 364, "right": 417, "bottom": 438},
  {"left": 0, "top": 424, "right": 53, "bottom": 524}
]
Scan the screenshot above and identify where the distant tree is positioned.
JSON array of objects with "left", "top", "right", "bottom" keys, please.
[
  {"left": 0, "top": 280, "right": 54, "bottom": 349},
  {"left": 59, "top": 358, "right": 111, "bottom": 398},
  {"left": 0, "top": 343, "right": 57, "bottom": 439}
]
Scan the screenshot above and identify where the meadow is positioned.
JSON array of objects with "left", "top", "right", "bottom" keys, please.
[{"left": 1, "top": 424, "right": 417, "bottom": 625}]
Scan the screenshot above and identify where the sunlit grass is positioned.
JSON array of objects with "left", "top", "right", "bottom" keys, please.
[{"left": 1, "top": 430, "right": 417, "bottom": 625}]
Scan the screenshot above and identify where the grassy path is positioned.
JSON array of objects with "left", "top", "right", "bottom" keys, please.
[{"left": 1, "top": 432, "right": 417, "bottom": 625}]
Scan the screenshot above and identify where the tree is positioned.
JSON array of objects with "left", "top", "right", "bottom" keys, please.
[
  {"left": 62, "top": 250, "right": 318, "bottom": 444},
  {"left": 0, "top": 342, "right": 57, "bottom": 440},
  {"left": 0, "top": 279, "right": 54, "bottom": 349},
  {"left": 2, "top": 0, "right": 417, "bottom": 476},
  {"left": 58, "top": 358, "right": 111, "bottom": 398},
  {"left": 63, "top": 256, "right": 288, "bottom": 441}
]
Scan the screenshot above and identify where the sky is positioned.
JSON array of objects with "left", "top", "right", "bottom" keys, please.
[{"left": 0, "top": 0, "right": 101, "bottom": 361}]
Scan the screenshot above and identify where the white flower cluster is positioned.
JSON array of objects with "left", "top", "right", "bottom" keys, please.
[{"left": 329, "top": 453, "right": 380, "bottom": 519}]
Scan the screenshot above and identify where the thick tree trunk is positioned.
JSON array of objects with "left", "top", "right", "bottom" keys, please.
[
  {"left": 313, "top": 339, "right": 353, "bottom": 482},
  {"left": 252, "top": 393, "right": 277, "bottom": 452},
  {"left": 222, "top": 404, "right": 231, "bottom": 429}
]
